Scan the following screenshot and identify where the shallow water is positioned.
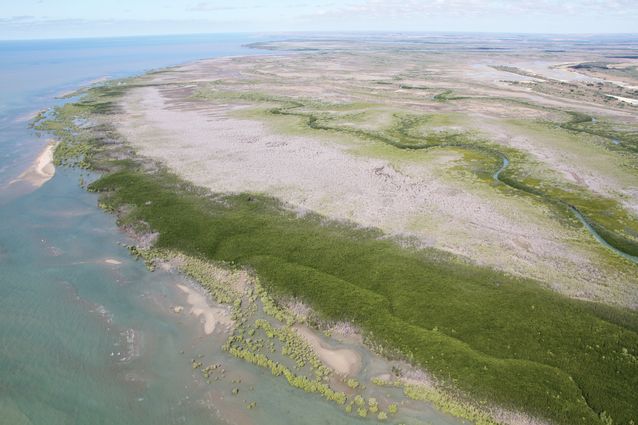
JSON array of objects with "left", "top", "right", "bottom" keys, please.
[
  {"left": 0, "top": 168, "right": 221, "bottom": 424},
  {"left": 0, "top": 35, "right": 466, "bottom": 425}
]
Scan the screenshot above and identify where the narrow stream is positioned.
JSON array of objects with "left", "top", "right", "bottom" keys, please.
[
  {"left": 492, "top": 153, "right": 510, "bottom": 180},
  {"left": 491, "top": 154, "right": 638, "bottom": 264}
]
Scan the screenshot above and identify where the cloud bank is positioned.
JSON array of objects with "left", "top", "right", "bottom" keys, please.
[{"left": 1, "top": 0, "right": 637, "bottom": 39}]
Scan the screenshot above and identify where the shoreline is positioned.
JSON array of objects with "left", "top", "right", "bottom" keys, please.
[
  {"left": 35, "top": 46, "right": 638, "bottom": 424},
  {"left": 13, "top": 109, "right": 46, "bottom": 123},
  {"left": 140, "top": 248, "right": 503, "bottom": 425}
]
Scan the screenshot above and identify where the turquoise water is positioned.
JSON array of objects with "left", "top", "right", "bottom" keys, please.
[
  {"left": 0, "top": 168, "right": 217, "bottom": 424},
  {"left": 0, "top": 35, "right": 466, "bottom": 425}
]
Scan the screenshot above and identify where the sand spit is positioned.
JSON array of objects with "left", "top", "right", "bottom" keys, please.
[
  {"left": 10, "top": 142, "right": 56, "bottom": 188},
  {"left": 177, "top": 283, "right": 233, "bottom": 335},
  {"left": 56, "top": 76, "right": 111, "bottom": 98},
  {"left": 294, "top": 324, "right": 361, "bottom": 376}
]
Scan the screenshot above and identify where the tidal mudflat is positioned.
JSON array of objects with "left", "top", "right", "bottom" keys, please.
[{"left": 34, "top": 34, "right": 638, "bottom": 425}]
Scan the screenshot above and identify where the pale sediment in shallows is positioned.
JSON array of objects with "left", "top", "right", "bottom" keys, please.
[
  {"left": 104, "top": 258, "right": 122, "bottom": 265},
  {"left": 10, "top": 141, "right": 57, "bottom": 188},
  {"left": 177, "top": 283, "right": 233, "bottom": 335},
  {"left": 293, "top": 324, "right": 362, "bottom": 376}
]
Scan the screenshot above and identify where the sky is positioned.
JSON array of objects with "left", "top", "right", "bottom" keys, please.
[{"left": 1, "top": 0, "right": 637, "bottom": 40}]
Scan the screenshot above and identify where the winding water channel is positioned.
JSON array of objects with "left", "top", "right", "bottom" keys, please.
[{"left": 272, "top": 101, "right": 638, "bottom": 265}]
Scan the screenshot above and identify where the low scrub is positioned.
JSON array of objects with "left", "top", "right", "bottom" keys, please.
[{"left": 89, "top": 167, "right": 638, "bottom": 425}]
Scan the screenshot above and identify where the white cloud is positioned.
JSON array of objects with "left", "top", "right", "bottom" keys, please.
[{"left": 1, "top": 0, "right": 636, "bottom": 38}]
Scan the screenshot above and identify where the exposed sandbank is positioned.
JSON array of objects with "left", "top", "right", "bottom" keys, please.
[
  {"left": 177, "top": 283, "right": 233, "bottom": 335},
  {"left": 56, "top": 76, "right": 111, "bottom": 98},
  {"left": 104, "top": 258, "right": 123, "bottom": 265},
  {"left": 294, "top": 324, "right": 361, "bottom": 376},
  {"left": 10, "top": 142, "right": 57, "bottom": 188},
  {"left": 13, "top": 109, "right": 45, "bottom": 123}
]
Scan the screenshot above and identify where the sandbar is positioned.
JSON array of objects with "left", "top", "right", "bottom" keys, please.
[
  {"left": 294, "top": 324, "right": 361, "bottom": 376},
  {"left": 104, "top": 258, "right": 123, "bottom": 265},
  {"left": 177, "top": 283, "right": 232, "bottom": 335},
  {"left": 11, "top": 142, "right": 57, "bottom": 188}
]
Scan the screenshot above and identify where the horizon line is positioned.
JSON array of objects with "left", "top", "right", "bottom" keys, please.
[{"left": 3, "top": 30, "right": 638, "bottom": 43}]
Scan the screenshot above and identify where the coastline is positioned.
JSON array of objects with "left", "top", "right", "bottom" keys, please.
[
  {"left": 2, "top": 35, "right": 351, "bottom": 425},
  {"left": 136, "top": 248, "right": 504, "bottom": 425},
  {"left": 35, "top": 49, "right": 638, "bottom": 424}
]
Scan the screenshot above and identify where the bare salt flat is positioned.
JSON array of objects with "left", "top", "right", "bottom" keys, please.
[
  {"left": 116, "top": 84, "right": 618, "bottom": 300},
  {"left": 103, "top": 51, "right": 638, "bottom": 307}
]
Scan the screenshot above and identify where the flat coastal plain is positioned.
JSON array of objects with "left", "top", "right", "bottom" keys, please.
[
  {"left": 117, "top": 37, "right": 638, "bottom": 306},
  {"left": 47, "top": 35, "right": 638, "bottom": 425}
]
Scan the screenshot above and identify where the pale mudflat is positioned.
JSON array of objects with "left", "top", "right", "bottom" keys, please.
[
  {"left": 103, "top": 42, "right": 638, "bottom": 306},
  {"left": 293, "top": 324, "right": 362, "bottom": 376},
  {"left": 177, "top": 283, "right": 233, "bottom": 335}
]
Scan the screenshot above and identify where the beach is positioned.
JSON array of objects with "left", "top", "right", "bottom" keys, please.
[{"left": 10, "top": 141, "right": 56, "bottom": 188}]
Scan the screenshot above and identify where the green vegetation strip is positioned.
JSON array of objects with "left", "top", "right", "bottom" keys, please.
[
  {"left": 85, "top": 166, "right": 638, "bottom": 425},
  {"left": 46, "top": 82, "right": 638, "bottom": 425},
  {"left": 142, "top": 250, "right": 404, "bottom": 421}
]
